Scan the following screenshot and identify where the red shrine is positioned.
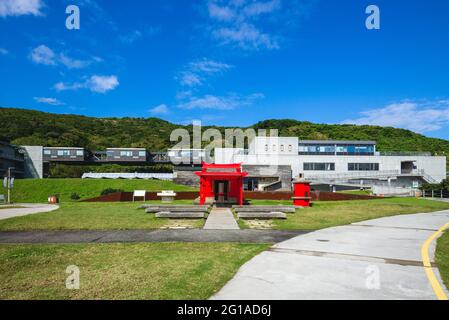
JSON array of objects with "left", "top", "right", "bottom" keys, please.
[{"left": 195, "top": 163, "right": 248, "bottom": 206}]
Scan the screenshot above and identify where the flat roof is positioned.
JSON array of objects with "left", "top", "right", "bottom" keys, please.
[
  {"left": 44, "top": 147, "right": 85, "bottom": 150},
  {"left": 299, "top": 140, "right": 376, "bottom": 145},
  {"left": 106, "top": 148, "right": 146, "bottom": 151}
]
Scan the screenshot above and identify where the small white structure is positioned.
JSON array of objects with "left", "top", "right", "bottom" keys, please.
[
  {"left": 133, "top": 190, "right": 147, "bottom": 202},
  {"left": 157, "top": 190, "right": 177, "bottom": 203}
]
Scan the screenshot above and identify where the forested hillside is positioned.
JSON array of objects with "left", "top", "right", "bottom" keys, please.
[{"left": 1, "top": 107, "right": 449, "bottom": 156}]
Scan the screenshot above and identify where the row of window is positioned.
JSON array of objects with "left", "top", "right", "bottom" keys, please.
[
  {"left": 299, "top": 144, "right": 375, "bottom": 155},
  {"left": 303, "top": 162, "right": 380, "bottom": 171},
  {"left": 107, "top": 151, "right": 146, "bottom": 157},
  {"left": 44, "top": 150, "right": 147, "bottom": 158},
  {"left": 264, "top": 144, "right": 293, "bottom": 152},
  {"left": 44, "top": 150, "right": 84, "bottom": 157}
]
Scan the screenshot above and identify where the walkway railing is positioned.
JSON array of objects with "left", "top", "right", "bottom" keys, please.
[
  {"left": 422, "top": 189, "right": 449, "bottom": 199},
  {"left": 307, "top": 169, "right": 437, "bottom": 184}
]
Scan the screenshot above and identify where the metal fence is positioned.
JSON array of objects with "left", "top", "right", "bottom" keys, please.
[{"left": 421, "top": 189, "right": 449, "bottom": 199}]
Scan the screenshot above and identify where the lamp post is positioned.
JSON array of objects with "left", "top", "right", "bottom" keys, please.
[{"left": 6, "top": 167, "right": 15, "bottom": 204}]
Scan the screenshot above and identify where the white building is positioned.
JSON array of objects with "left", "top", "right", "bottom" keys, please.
[{"left": 215, "top": 137, "right": 446, "bottom": 193}]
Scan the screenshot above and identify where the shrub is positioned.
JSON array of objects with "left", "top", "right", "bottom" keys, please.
[
  {"left": 100, "top": 188, "right": 124, "bottom": 196},
  {"left": 70, "top": 192, "right": 81, "bottom": 200}
]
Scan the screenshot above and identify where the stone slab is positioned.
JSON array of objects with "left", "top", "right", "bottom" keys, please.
[
  {"left": 238, "top": 212, "right": 287, "bottom": 219},
  {"left": 235, "top": 207, "right": 296, "bottom": 213},
  {"left": 155, "top": 211, "right": 206, "bottom": 219}
]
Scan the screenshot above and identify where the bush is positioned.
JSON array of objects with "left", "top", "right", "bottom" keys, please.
[
  {"left": 70, "top": 193, "right": 81, "bottom": 200},
  {"left": 100, "top": 188, "right": 124, "bottom": 196}
]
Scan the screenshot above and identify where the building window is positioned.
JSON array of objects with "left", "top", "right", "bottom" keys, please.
[
  {"left": 265, "top": 144, "right": 268, "bottom": 152},
  {"left": 280, "top": 145, "right": 284, "bottom": 152},
  {"left": 348, "top": 163, "right": 379, "bottom": 171},
  {"left": 272, "top": 145, "right": 276, "bottom": 152},
  {"left": 288, "top": 145, "right": 292, "bottom": 152},
  {"left": 120, "top": 151, "right": 133, "bottom": 157},
  {"left": 76, "top": 150, "right": 84, "bottom": 156},
  {"left": 138, "top": 151, "right": 146, "bottom": 157},
  {"left": 44, "top": 150, "right": 51, "bottom": 155},
  {"left": 57, "top": 150, "right": 70, "bottom": 156},
  {"left": 299, "top": 144, "right": 335, "bottom": 155},
  {"left": 304, "top": 163, "right": 335, "bottom": 171}
]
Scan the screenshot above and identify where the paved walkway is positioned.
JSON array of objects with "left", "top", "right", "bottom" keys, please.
[
  {"left": 204, "top": 208, "right": 239, "bottom": 230},
  {"left": 212, "top": 211, "right": 449, "bottom": 300},
  {"left": 0, "top": 229, "right": 307, "bottom": 244},
  {"left": 0, "top": 204, "right": 59, "bottom": 221}
]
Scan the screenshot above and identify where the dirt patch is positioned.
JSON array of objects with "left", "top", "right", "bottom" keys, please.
[
  {"left": 160, "top": 220, "right": 199, "bottom": 230},
  {"left": 245, "top": 220, "right": 274, "bottom": 230}
]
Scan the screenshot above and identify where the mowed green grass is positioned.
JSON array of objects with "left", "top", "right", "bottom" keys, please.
[
  {"left": 0, "top": 202, "right": 205, "bottom": 231},
  {"left": 436, "top": 230, "right": 449, "bottom": 291},
  {"left": 271, "top": 198, "right": 449, "bottom": 230},
  {"left": 10, "top": 179, "right": 197, "bottom": 203},
  {"left": 0, "top": 243, "right": 268, "bottom": 300}
]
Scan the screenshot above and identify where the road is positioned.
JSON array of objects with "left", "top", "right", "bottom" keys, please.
[
  {"left": 212, "top": 211, "right": 449, "bottom": 300},
  {"left": 0, "top": 229, "right": 308, "bottom": 244}
]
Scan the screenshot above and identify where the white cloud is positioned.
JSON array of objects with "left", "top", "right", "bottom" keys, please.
[
  {"left": 177, "top": 93, "right": 264, "bottom": 110},
  {"left": 54, "top": 75, "right": 119, "bottom": 94},
  {"left": 0, "top": 0, "right": 44, "bottom": 17},
  {"left": 119, "top": 30, "right": 142, "bottom": 44},
  {"left": 342, "top": 100, "right": 449, "bottom": 133},
  {"left": 243, "top": 0, "right": 281, "bottom": 16},
  {"left": 59, "top": 54, "right": 92, "bottom": 69},
  {"left": 30, "top": 45, "right": 56, "bottom": 65},
  {"left": 30, "top": 45, "right": 100, "bottom": 69},
  {"left": 33, "top": 97, "right": 65, "bottom": 106},
  {"left": 149, "top": 104, "right": 169, "bottom": 115},
  {"left": 0, "top": 48, "right": 8, "bottom": 55},
  {"left": 212, "top": 23, "right": 279, "bottom": 50},
  {"left": 178, "top": 58, "right": 232, "bottom": 87},
  {"left": 208, "top": 2, "right": 235, "bottom": 21},
  {"left": 205, "top": 0, "right": 282, "bottom": 50}
]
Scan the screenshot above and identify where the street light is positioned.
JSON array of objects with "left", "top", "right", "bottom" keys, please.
[{"left": 6, "top": 167, "right": 15, "bottom": 204}]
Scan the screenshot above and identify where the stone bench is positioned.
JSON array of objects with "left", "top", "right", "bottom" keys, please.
[
  {"left": 155, "top": 211, "right": 206, "bottom": 219},
  {"left": 146, "top": 207, "right": 209, "bottom": 213},
  {"left": 139, "top": 204, "right": 209, "bottom": 210},
  {"left": 234, "top": 207, "right": 296, "bottom": 213},
  {"left": 237, "top": 212, "right": 287, "bottom": 220}
]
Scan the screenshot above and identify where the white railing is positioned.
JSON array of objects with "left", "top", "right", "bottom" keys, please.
[
  {"left": 306, "top": 170, "right": 401, "bottom": 182},
  {"left": 307, "top": 169, "right": 437, "bottom": 184}
]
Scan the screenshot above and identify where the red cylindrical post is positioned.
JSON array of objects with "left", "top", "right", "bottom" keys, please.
[{"left": 292, "top": 179, "right": 312, "bottom": 207}]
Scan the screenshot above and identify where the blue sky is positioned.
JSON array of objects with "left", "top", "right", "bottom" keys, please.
[{"left": 1, "top": 0, "right": 449, "bottom": 138}]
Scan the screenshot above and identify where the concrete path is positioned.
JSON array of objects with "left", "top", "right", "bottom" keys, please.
[
  {"left": 204, "top": 208, "right": 239, "bottom": 230},
  {"left": 212, "top": 211, "right": 449, "bottom": 300},
  {"left": 0, "top": 204, "right": 59, "bottom": 221},
  {"left": 0, "top": 229, "right": 307, "bottom": 244}
]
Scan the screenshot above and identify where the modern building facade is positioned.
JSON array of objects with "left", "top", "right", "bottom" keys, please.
[
  {"left": 0, "top": 141, "right": 25, "bottom": 178},
  {"left": 215, "top": 137, "right": 447, "bottom": 193},
  {"left": 43, "top": 147, "right": 87, "bottom": 163},
  {"left": 5, "top": 137, "right": 446, "bottom": 196}
]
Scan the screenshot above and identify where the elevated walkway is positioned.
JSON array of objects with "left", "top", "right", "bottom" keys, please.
[{"left": 307, "top": 169, "right": 438, "bottom": 185}]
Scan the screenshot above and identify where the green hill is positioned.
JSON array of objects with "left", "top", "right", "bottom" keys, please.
[{"left": 1, "top": 107, "right": 449, "bottom": 157}]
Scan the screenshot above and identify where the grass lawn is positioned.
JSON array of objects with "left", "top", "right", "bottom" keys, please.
[
  {"left": 338, "top": 190, "right": 373, "bottom": 196},
  {"left": 265, "top": 198, "right": 449, "bottom": 230},
  {"left": 436, "top": 230, "right": 449, "bottom": 291},
  {"left": 0, "top": 243, "right": 268, "bottom": 300},
  {"left": 0, "top": 202, "right": 205, "bottom": 231},
  {"left": 11, "top": 179, "right": 197, "bottom": 203}
]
